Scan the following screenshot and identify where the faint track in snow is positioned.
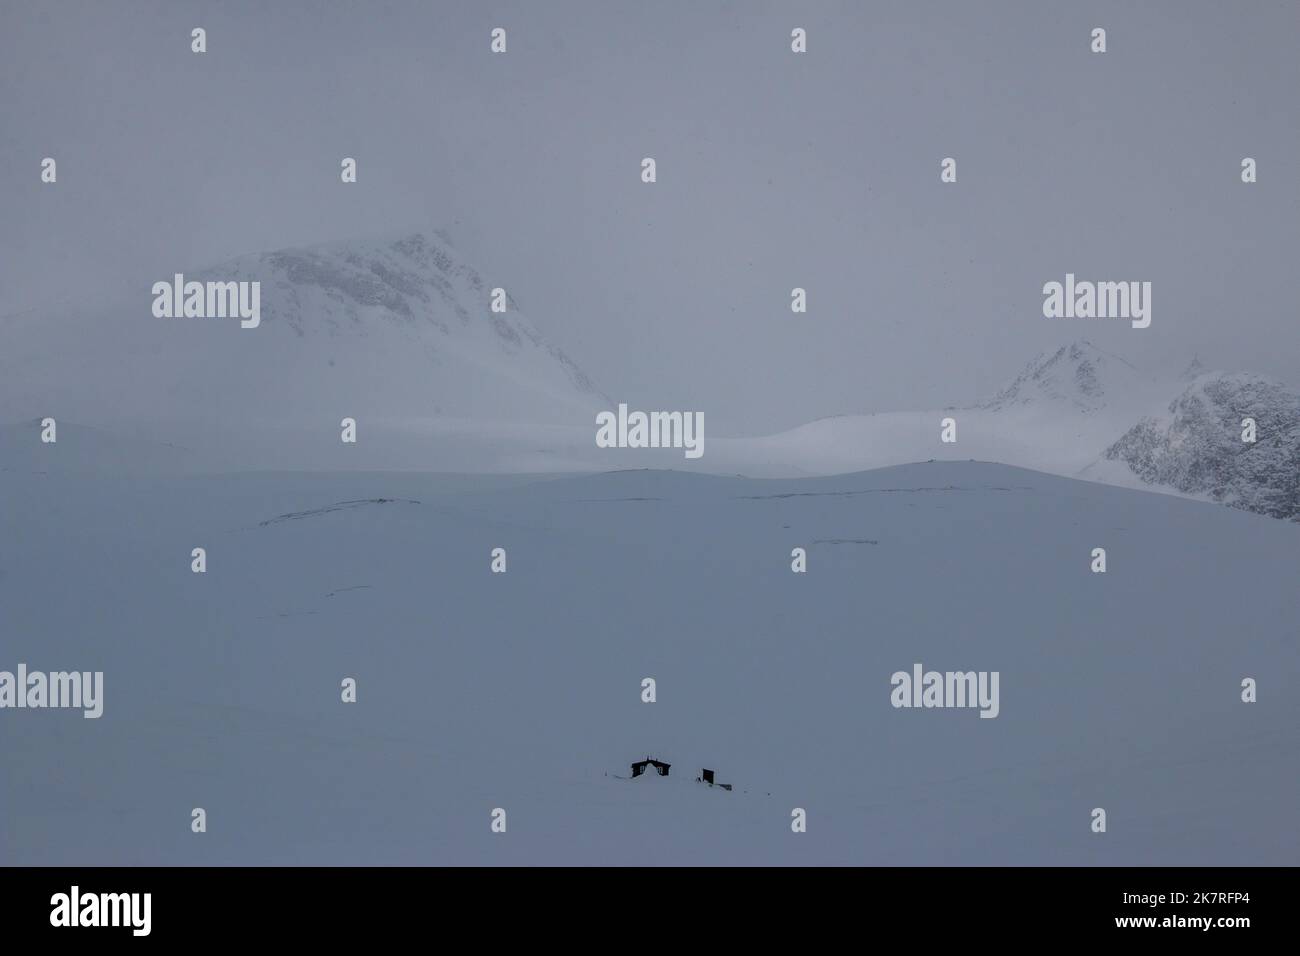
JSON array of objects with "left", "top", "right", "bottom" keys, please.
[{"left": 731, "top": 485, "right": 1032, "bottom": 501}]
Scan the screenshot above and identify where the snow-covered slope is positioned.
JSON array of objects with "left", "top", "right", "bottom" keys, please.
[
  {"left": 0, "top": 419, "right": 203, "bottom": 476},
  {"left": 1105, "top": 372, "right": 1300, "bottom": 521},
  {"left": 2, "top": 462, "right": 1296, "bottom": 865},
  {"left": 0, "top": 232, "right": 605, "bottom": 433},
  {"left": 711, "top": 342, "right": 1299, "bottom": 522},
  {"left": 709, "top": 340, "right": 1169, "bottom": 479}
]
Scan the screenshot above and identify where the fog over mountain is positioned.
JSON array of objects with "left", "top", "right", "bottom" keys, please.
[
  {"left": 3, "top": 228, "right": 1294, "bottom": 520},
  {"left": 3, "top": 0, "right": 1298, "bottom": 432},
  {"left": 0, "top": 232, "right": 605, "bottom": 429},
  {"left": 977, "top": 341, "right": 1155, "bottom": 414}
]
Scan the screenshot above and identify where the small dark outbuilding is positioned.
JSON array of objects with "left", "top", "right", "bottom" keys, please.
[
  {"left": 699, "top": 768, "right": 733, "bottom": 790},
  {"left": 631, "top": 757, "right": 671, "bottom": 778}
]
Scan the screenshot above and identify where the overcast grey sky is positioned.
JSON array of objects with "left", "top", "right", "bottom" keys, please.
[{"left": 2, "top": 0, "right": 1297, "bottom": 433}]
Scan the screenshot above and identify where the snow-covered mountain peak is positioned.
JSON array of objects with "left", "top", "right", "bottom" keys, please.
[
  {"left": 1, "top": 231, "right": 606, "bottom": 429},
  {"left": 979, "top": 339, "right": 1144, "bottom": 413},
  {"left": 198, "top": 232, "right": 529, "bottom": 344}
]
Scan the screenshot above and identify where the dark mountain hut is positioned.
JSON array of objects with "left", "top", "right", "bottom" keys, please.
[{"left": 630, "top": 757, "right": 671, "bottom": 778}]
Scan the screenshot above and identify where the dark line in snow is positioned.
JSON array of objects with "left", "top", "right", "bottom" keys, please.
[
  {"left": 326, "top": 585, "right": 372, "bottom": 598},
  {"left": 568, "top": 497, "right": 666, "bottom": 502},
  {"left": 258, "top": 498, "right": 421, "bottom": 526}
]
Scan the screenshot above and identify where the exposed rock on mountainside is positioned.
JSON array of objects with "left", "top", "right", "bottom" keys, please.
[{"left": 1105, "top": 372, "right": 1300, "bottom": 520}]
